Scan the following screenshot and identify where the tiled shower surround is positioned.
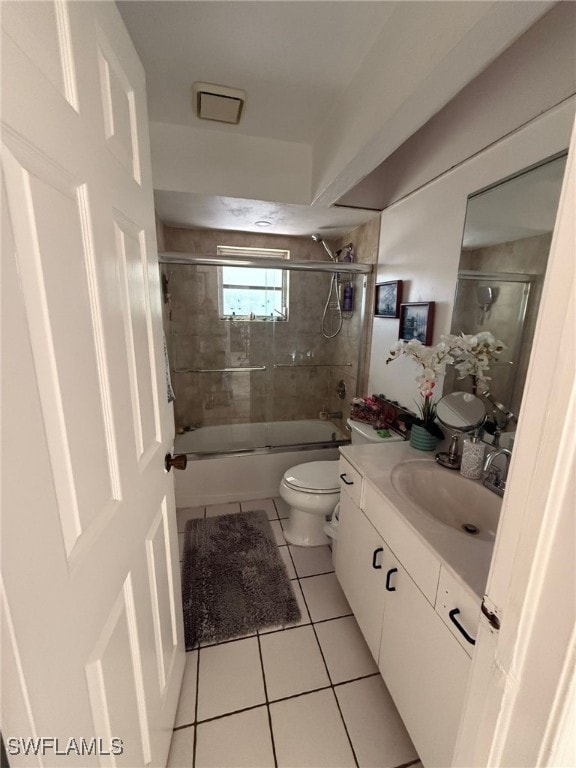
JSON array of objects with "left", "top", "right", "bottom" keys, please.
[{"left": 161, "top": 222, "right": 379, "bottom": 433}]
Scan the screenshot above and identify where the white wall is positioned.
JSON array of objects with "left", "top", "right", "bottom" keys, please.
[
  {"left": 311, "top": 0, "right": 553, "bottom": 206},
  {"left": 150, "top": 121, "right": 312, "bottom": 205},
  {"left": 337, "top": 1, "right": 576, "bottom": 211},
  {"left": 367, "top": 99, "right": 575, "bottom": 408}
]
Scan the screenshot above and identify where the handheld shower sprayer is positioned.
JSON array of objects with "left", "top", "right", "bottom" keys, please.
[
  {"left": 477, "top": 285, "right": 495, "bottom": 324},
  {"left": 311, "top": 234, "right": 343, "bottom": 338},
  {"left": 311, "top": 233, "right": 337, "bottom": 262}
]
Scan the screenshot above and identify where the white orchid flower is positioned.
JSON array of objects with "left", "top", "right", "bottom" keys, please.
[{"left": 386, "top": 332, "right": 506, "bottom": 392}]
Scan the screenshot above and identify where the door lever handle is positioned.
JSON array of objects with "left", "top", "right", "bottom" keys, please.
[{"left": 165, "top": 453, "right": 188, "bottom": 472}]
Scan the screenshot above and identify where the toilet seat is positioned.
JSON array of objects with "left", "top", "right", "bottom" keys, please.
[{"left": 282, "top": 461, "right": 340, "bottom": 494}]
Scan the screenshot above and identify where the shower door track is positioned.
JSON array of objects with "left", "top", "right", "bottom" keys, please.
[
  {"left": 159, "top": 252, "right": 372, "bottom": 275},
  {"left": 183, "top": 438, "right": 351, "bottom": 461},
  {"left": 273, "top": 363, "right": 352, "bottom": 368},
  {"left": 458, "top": 270, "right": 535, "bottom": 283},
  {"left": 174, "top": 366, "right": 267, "bottom": 373}
]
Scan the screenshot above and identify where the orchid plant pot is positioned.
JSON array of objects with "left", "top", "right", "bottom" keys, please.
[{"left": 409, "top": 423, "right": 440, "bottom": 451}]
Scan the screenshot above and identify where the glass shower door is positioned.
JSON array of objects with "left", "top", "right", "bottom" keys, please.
[{"left": 448, "top": 275, "right": 532, "bottom": 413}]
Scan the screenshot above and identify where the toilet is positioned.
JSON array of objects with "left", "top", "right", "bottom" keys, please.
[
  {"left": 280, "top": 419, "right": 405, "bottom": 546},
  {"left": 280, "top": 461, "right": 340, "bottom": 546}
]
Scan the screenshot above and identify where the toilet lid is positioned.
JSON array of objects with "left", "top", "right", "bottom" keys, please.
[{"left": 283, "top": 461, "right": 340, "bottom": 493}]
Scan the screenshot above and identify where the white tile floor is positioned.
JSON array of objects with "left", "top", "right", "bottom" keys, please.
[{"left": 169, "top": 497, "right": 422, "bottom": 768}]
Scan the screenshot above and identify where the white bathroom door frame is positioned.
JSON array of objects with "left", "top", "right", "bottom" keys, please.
[
  {"left": 1, "top": 3, "right": 184, "bottom": 766},
  {"left": 454, "top": 119, "right": 576, "bottom": 765}
]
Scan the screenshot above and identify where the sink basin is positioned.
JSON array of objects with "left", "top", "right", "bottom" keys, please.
[{"left": 390, "top": 460, "right": 502, "bottom": 541}]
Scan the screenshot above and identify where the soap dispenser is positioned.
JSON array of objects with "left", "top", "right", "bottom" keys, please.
[{"left": 460, "top": 431, "right": 485, "bottom": 480}]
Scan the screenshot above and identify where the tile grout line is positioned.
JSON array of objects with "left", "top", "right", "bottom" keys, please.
[
  {"left": 191, "top": 644, "right": 201, "bottom": 768},
  {"left": 296, "top": 569, "right": 337, "bottom": 580},
  {"left": 175, "top": 672, "right": 382, "bottom": 730},
  {"left": 256, "top": 632, "right": 279, "bottom": 768},
  {"left": 258, "top": 609, "right": 354, "bottom": 638},
  {"left": 187, "top": 502, "right": 274, "bottom": 762},
  {"left": 279, "top": 524, "right": 420, "bottom": 767},
  {"left": 179, "top": 500, "right": 396, "bottom": 767},
  {"left": 175, "top": 702, "right": 268, "bottom": 730},
  {"left": 308, "top": 618, "right": 361, "bottom": 768},
  {"left": 285, "top": 544, "right": 360, "bottom": 768},
  {"left": 191, "top": 608, "right": 354, "bottom": 654}
]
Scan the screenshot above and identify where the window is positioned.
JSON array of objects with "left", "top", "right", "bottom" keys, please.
[{"left": 217, "top": 246, "right": 289, "bottom": 321}]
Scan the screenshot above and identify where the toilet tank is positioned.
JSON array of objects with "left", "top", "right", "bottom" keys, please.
[{"left": 346, "top": 418, "right": 404, "bottom": 445}]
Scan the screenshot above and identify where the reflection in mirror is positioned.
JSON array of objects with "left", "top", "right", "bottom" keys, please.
[
  {"left": 444, "top": 154, "right": 567, "bottom": 423},
  {"left": 436, "top": 392, "right": 486, "bottom": 431},
  {"left": 435, "top": 392, "right": 486, "bottom": 470}
]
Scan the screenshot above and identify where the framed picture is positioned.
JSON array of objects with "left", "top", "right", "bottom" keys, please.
[
  {"left": 399, "top": 302, "right": 435, "bottom": 345},
  {"left": 375, "top": 280, "right": 402, "bottom": 318}
]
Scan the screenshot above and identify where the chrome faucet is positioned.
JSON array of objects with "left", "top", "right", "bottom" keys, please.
[{"left": 483, "top": 448, "right": 512, "bottom": 497}]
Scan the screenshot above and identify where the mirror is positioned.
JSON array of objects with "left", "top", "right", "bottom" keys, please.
[
  {"left": 436, "top": 392, "right": 486, "bottom": 431},
  {"left": 444, "top": 154, "right": 567, "bottom": 427}
]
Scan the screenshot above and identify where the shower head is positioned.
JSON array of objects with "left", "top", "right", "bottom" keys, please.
[
  {"left": 311, "top": 233, "right": 336, "bottom": 262},
  {"left": 477, "top": 286, "right": 494, "bottom": 308},
  {"left": 476, "top": 285, "right": 495, "bottom": 324}
]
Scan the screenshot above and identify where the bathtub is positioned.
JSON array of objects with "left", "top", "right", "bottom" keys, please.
[{"left": 173, "top": 418, "right": 348, "bottom": 507}]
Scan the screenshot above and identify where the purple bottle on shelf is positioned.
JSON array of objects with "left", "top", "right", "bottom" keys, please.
[{"left": 342, "top": 283, "right": 354, "bottom": 311}]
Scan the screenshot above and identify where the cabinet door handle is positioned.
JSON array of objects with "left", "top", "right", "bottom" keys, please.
[
  {"left": 448, "top": 608, "right": 476, "bottom": 645},
  {"left": 339, "top": 473, "right": 354, "bottom": 485},
  {"left": 385, "top": 567, "right": 398, "bottom": 591},
  {"left": 372, "top": 547, "right": 383, "bottom": 569}
]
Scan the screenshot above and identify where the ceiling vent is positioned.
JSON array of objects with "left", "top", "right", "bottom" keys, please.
[{"left": 192, "top": 82, "right": 245, "bottom": 125}]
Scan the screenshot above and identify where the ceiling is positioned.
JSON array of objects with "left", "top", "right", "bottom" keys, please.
[
  {"left": 154, "top": 190, "right": 378, "bottom": 239},
  {"left": 118, "top": 0, "right": 391, "bottom": 237},
  {"left": 117, "top": 1, "right": 554, "bottom": 238},
  {"left": 117, "top": 1, "right": 394, "bottom": 145}
]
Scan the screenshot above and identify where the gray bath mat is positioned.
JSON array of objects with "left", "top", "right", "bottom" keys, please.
[{"left": 182, "top": 510, "right": 301, "bottom": 649}]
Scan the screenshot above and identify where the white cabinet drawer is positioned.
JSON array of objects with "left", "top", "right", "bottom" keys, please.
[
  {"left": 334, "top": 495, "right": 386, "bottom": 662},
  {"left": 436, "top": 566, "right": 481, "bottom": 656},
  {"left": 364, "top": 480, "right": 440, "bottom": 605},
  {"left": 338, "top": 456, "right": 363, "bottom": 507},
  {"left": 379, "top": 556, "right": 471, "bottom": 768}
]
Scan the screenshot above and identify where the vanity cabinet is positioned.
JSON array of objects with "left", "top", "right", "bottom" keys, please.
[
  {"left": 334, "top": 457, "right": 383, "bottom": 658},
  {"left": 334, "top": 491, "right": 389, "bottom": 661},
  {"left": 336, "top": 455, "right": 477, "bottom": 768},
  {"left": 337, "top": 458, "right": 363, "bottom": 507},
  {"left": 378, "top": 557, "right": 471, "bottom": 768}
]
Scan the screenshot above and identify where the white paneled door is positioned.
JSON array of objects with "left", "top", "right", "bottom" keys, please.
[{"left": 1, "top": 3, "right": 185, "bottom": 766}]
